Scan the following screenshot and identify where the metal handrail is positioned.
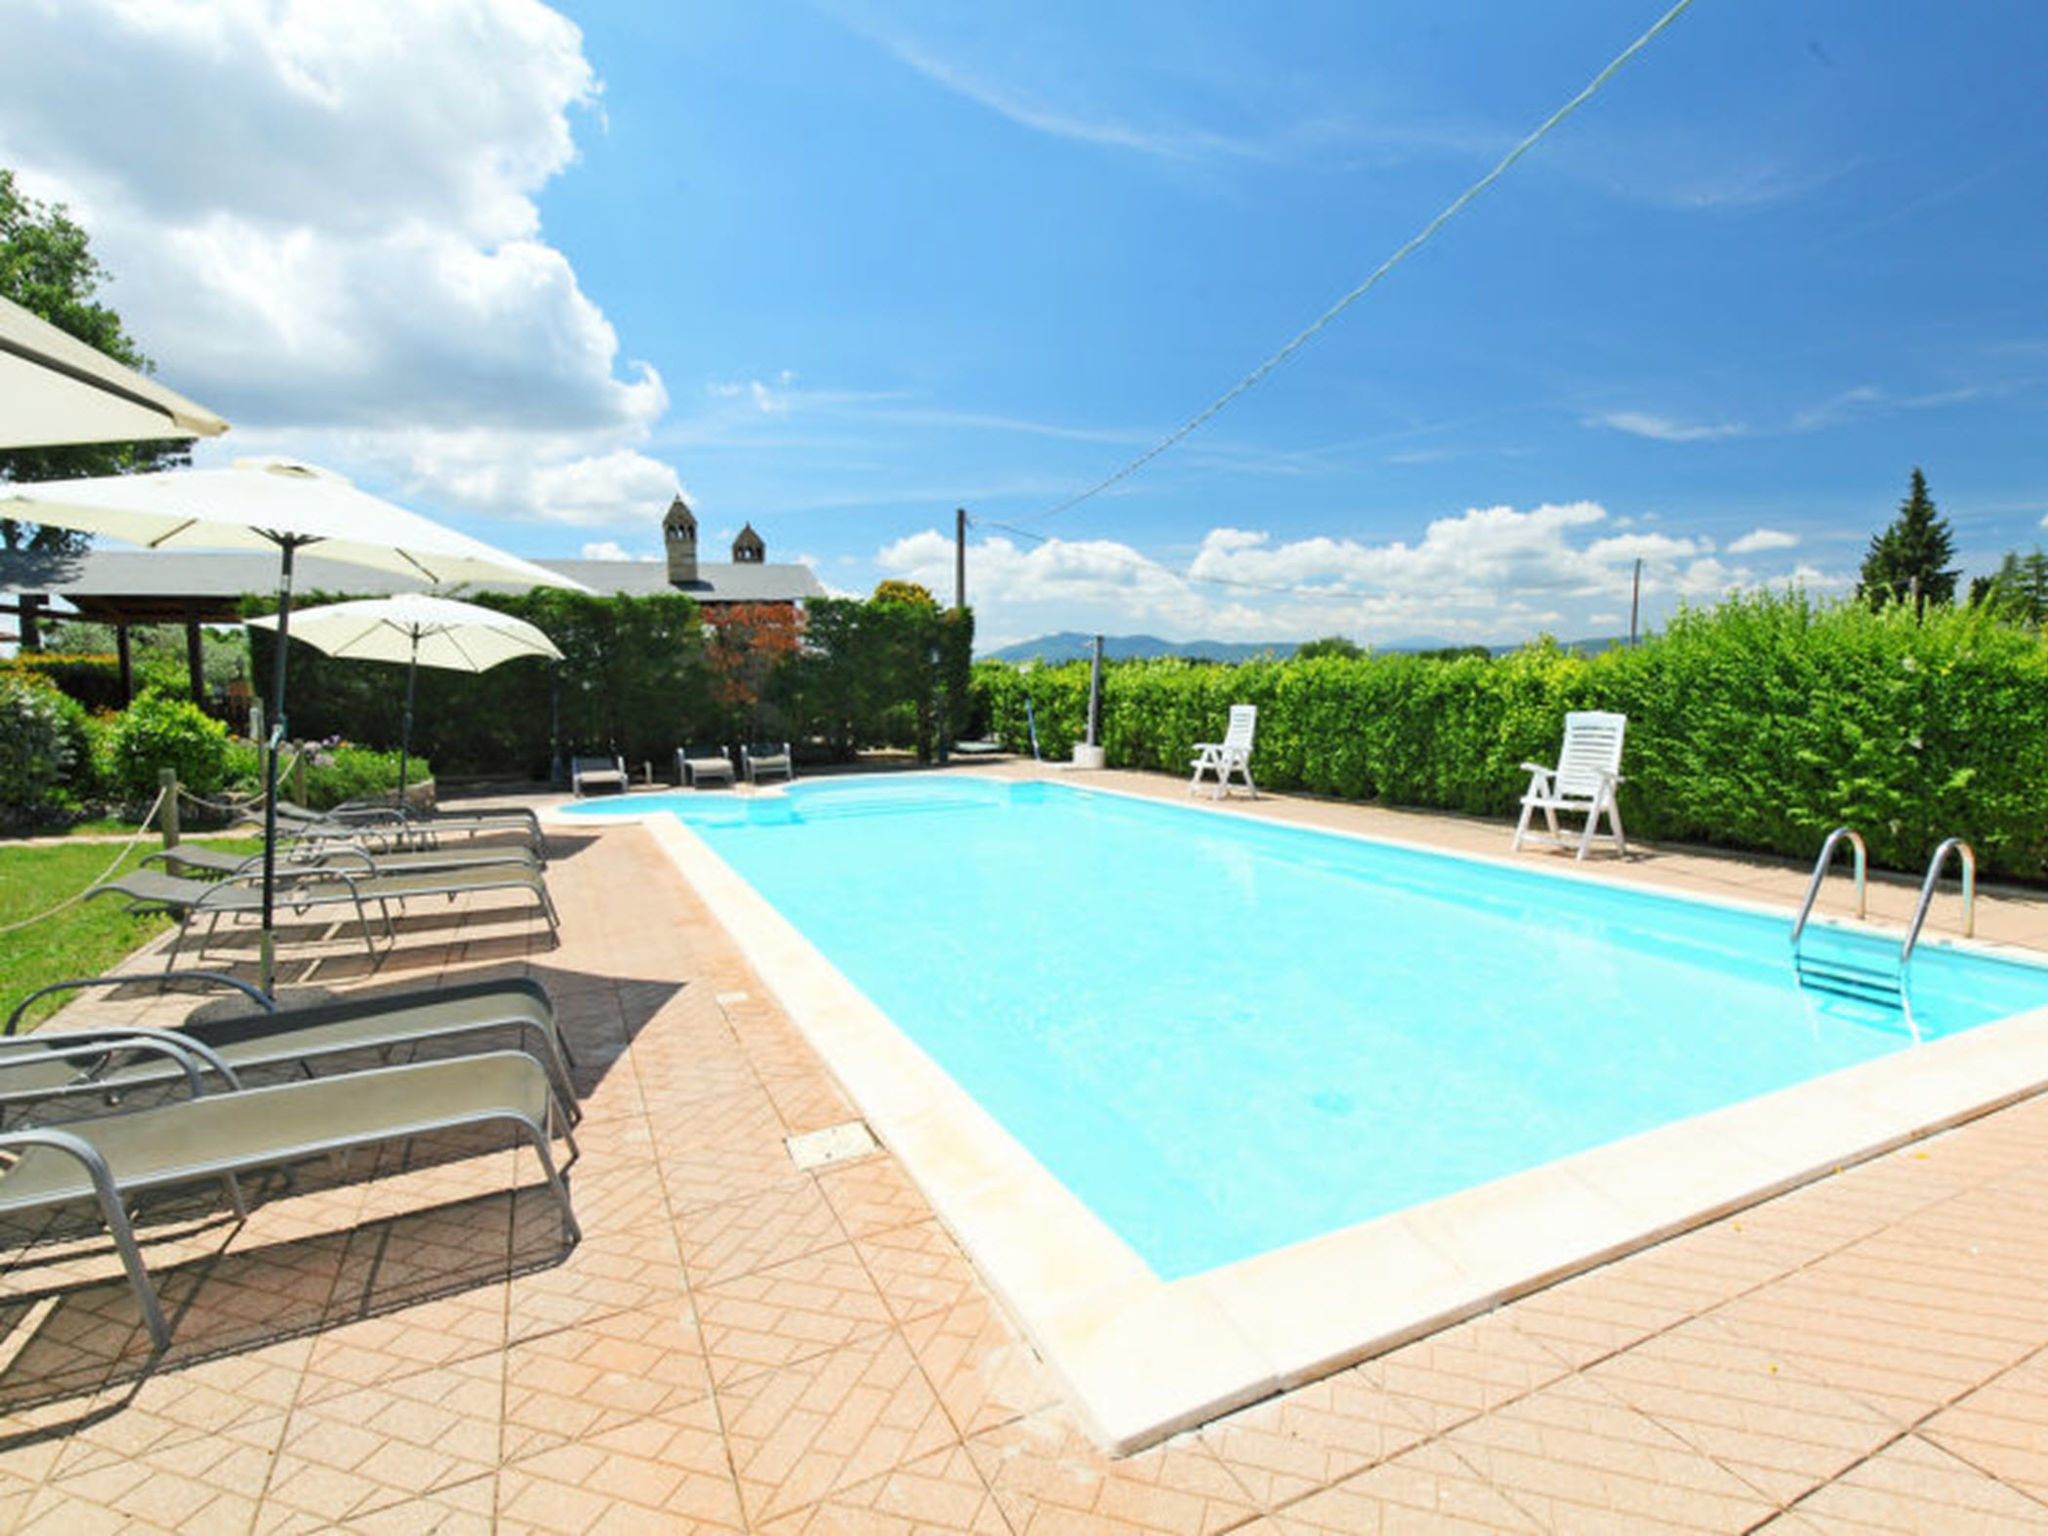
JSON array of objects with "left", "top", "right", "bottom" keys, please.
[
  {"left": 1790, "top": 827, "right": 1868, "bottom": 945},
  {"left": 1901, "top": 838, "right": 1975, "bottom": 963}
]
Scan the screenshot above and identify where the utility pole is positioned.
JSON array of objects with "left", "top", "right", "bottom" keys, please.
[
  {"left": 1629, "top": 558, "right": 1642, "bottom": 648},
  {"left": 954, "top": 507, "right": 967, "bottom": 611}
]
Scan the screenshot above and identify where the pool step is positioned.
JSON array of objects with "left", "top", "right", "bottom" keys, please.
[{"left": 1794, "top": 952, "right": 1905, "bottom": 1008}]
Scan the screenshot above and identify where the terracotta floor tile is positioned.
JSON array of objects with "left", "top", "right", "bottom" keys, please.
[
  {"left": 721, "top": 1328, "right": 958, "bottom": 1526},
  {"left": 498, "top": 1393, "right": 744, "bottom": 1530},
  {"left": 1776, "top": 1430, "right": 2048, "bottom": 1532},
  {"left": 815, "top": 1153, "right": 935, "bottom": 1241},
  {"left": 696, "top": 1242, "right": 897, "bottom": 1386},
  {"left": 1275, "top": 1440, "right": 1545, "bottom": 1533},
  {"left": 678, "top": 1175, "right": 850, "bottom": 1290},
  {"left": 753, "top": 1443, "right": 1010, "bottom": 1535},
  {"left": 1430, "top": 1374, "right": 1779, "bottom": 1531},
  {"left": 967, "top": 1411, "right": 1261, "bottom": 1535},
  {"left": 1584, "top": 1316, "right": 1899, "bottom": 1504},
  {"left": 855, "top": 1219, "right": 987, "bottom": 1327},
  {"left": 1201, "top": 1365, "right": 1436, "bottom": 1508},
  {"left": 1921, "top": 1351, "right": 2048, "bottom": 1501},
  {"left": 499, "top": 1302, "right": 714, "bottom": 1461},
  {"left": 900, "top": 1292, "right": 1062, "bottom": 1440}
]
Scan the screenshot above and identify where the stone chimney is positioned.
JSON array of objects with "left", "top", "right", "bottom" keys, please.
[
  {"left": 732, "top": 522, "right": 765, "bottom": 564},
  {"left": 663, "top": 494, "right": 699, "bottom": 585}
]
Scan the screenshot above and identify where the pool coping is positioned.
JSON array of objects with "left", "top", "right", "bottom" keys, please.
[{"left": 553, "top": 779, "right": 2048, "bottom": 1455}]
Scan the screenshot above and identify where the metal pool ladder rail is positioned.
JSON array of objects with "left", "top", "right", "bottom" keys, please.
[
  {"left": 1791, "top": 829, "right": 1977, "bottom": 1018},
  {"left": 1791, "top": 828, "right": 1897, "bottom": 1007},
  {"left": 1901, "top": 836, "right": 1975, "bottom": 962}
]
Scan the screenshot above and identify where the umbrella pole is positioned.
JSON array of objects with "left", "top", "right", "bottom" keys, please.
[
  {"left": 397, "top": 633, "right": 418, "bottom": 806},
  {"left": 259, "top": 538, "right": 305, "bottom": 996}
]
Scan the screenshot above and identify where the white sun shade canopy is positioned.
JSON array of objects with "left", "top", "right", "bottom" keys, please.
[
  {"left": 0, "top": 294, "right": 229, "bottom": 449},
  {"left": 248, "top": 593, "right": 564, "bottom": 673},
  {"left": 0, "top": 457, "right": 590, "bottom": 593}
]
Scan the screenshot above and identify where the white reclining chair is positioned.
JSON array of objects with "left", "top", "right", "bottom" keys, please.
[
  {"left": 1512, "top": 711, "right": 1627, "bottom": 860},
  {"left": 1189, "top": 704, "right": 1258, "bottom": 799}
]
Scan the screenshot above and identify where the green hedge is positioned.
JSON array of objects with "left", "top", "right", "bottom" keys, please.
[{"left": 970, "top": 594, "right": 2048, "bottom": 880}]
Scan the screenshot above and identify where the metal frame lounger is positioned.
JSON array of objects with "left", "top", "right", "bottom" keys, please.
[
  {"left": 676, "top": 744, "right": 735, "bottom": 789},
  {"left": 1, "top": 974, "right": 581, "bottom": 1122},
  {"left": 149, "top": 840, "right": 541, "bottom": 882},
  {"left": 741, "top": 742, "right": 794, "bottom": 784},
  {"left": 275, "top": 800, "right": 548, "bottom": 862},
  {"left": 87, "top": 863, "right": 559, "bottom": 967},
  {"left": 570, "top": 754, "right": 629, "bottom": 797},
  {"left": 0, "top": 1049, "right": 579, "bottom": 1351}
]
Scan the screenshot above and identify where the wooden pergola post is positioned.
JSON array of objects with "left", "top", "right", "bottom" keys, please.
[{"left": 185, "top": 608, "right": 206, "bottom": 705}]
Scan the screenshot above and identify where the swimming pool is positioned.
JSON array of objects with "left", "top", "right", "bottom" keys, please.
[{"left": 562, "top": 775, "right": 2048, "bottom": 1449}]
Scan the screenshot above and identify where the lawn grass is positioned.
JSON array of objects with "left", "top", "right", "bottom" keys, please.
[{"left": 0, "top": 836, "right": 261, "bottom": 1032}]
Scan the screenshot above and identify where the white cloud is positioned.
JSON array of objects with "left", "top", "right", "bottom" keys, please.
[
  {"left": 1589, "top": 411, "right": 1746, "bottom": 443},
  {"left": 580, "top": 540, "right": 656, "bottom": 562},
  {"left": 0, "top": 0, "right": 679, "bottom": 532},
  {"left": 879, "top": 501, "right": 1839, "bottom": 652},
  {"left": 1726, "top": 527, "right": 1800, "bottom": 555}
]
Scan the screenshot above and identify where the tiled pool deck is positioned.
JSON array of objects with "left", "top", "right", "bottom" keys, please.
[{"left": 6, "top": 764, "right": 2048, "bottom": 1532}]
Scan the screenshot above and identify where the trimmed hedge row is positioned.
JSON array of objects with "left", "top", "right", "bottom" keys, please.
[{"left": 970, "top": 594, "right": 2048, "bottom": 880}]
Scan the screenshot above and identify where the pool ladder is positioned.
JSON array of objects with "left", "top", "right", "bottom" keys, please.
[{"left": 1790, "top": 827, "right": 1975, "bottom": 1010}]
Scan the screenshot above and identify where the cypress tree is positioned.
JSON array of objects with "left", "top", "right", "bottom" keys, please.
[{"left": 1857, "top": 467, "right": 1958, "bottom": 612}]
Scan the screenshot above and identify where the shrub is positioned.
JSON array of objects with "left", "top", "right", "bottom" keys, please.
[
  {"left": 224, "top": 736, "right": 424, "bottom": 812},
  {"left": 968, "top": 594, "right": 2048, "bottom": 881},
  {"left": 104, "top": 688, "right": 230, "bottom": 804},
  {"left": 0, "top": 672, "right": 79, "bottom": 825}
]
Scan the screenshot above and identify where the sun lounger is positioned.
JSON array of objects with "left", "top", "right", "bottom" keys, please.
[
  {"left": 571, "top": 754, "right": 629, "bottom": 797},
  {"left": 1, "top": 974, "right": 579, "bottom": 1121},
  {"left": 676, "top": 744, "right": 735, "bottom": 788},
  {"left": 0, "top": 1050, "right": 579, "bottom": 1350},
  {"left": 88, "top": 862, "right": 559, "bottom": 966},
  {"left": 742, "top": 742, "right": 793, "bottom": 784},
  {"left": 275, "top": 799, "right": 547, "bottom": 861},
  {"left": 150, "top": 839, "right": 540, "bottom": 883}
]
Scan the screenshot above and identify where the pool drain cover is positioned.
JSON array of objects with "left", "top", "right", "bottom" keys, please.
[{"left": 787, "top": 1120, "right": 878, "bottom": 1169}]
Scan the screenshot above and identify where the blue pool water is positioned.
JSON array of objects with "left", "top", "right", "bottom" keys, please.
[{"left": 567, "top": 778, "right": 2048, "bottom": 1279}]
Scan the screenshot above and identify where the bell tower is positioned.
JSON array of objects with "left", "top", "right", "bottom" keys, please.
[
  {"left": 732, "top": 522, "right": 765, "bottom": 564},
  {"left": 663, "top": 494, "right": 699, "bottom": 585}
]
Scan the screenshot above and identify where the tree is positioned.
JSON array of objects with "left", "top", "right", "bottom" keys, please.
[
  {"left": 1968, "top": 548, "right": 2048, "bottom": 625},
  {"left": 1295, "top": 635, "right": 1363, "bottom": 660},
  {"left": 0, "top": 166, "right": 192, "bottom": 552},
  {"left": 1856, "top": 467, "right": 1958, "bottom": 612}
]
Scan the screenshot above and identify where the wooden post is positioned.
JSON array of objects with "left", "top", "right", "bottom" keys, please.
[
  {"left": 159, "top": 768, "right": 180, "bottom": 847},
  {"left": 186, "top": 613, "right": 206, "bottom": 705},
  {"left": 18, "top": 593, "right": 40, "bottom": 651},
  {"left": 115, "top": 623, "right": 134, "bottom": 703}
]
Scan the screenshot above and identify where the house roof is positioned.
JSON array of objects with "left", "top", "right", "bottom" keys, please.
[{"left": 0, "top": 548, "right": 825, "bottom": 624}]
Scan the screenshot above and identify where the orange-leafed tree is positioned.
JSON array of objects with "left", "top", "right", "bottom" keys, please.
[{"left": 703, "top": 601, "right": 803, "bottom": 742}]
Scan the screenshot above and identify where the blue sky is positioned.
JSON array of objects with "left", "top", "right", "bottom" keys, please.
[{"left": 5, "top": 1, "right": 2046, "bottom": 649}]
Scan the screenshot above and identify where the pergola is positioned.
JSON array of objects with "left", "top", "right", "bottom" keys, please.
[{"left": 0, "top": 547, "right": 426, "bottom": 705}]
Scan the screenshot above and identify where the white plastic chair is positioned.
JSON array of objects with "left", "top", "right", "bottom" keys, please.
[
  {"left": 1189, "top": 705, "right": 1258, "bottom": 799},
  {"left": 1512, "top": 711, "right": 1627, "bottom": 860}
]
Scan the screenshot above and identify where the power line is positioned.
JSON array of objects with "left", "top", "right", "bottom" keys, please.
[{"left": 1016, "top": 0, "right": 1700, "bottom": 527}]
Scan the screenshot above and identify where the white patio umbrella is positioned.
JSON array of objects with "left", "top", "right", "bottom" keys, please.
[
  {"left": 249, "top": 594, "right": 564, "bottom": 801},
  {"left": 0, "top": 294, "right": 228, "bottom": 448},
  {"left": 1, "top": 456, "right": 590, "bottom": 988}
]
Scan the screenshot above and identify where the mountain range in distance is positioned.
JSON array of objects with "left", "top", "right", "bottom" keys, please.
[{"left": 978, "top": 631, "right": 1627, "bottom": 663}]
